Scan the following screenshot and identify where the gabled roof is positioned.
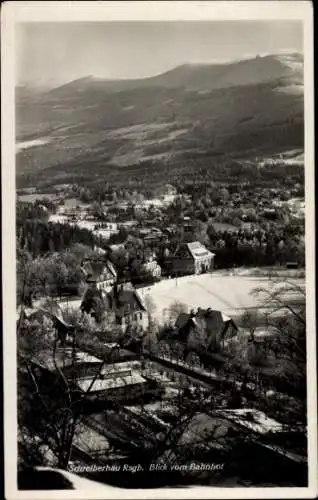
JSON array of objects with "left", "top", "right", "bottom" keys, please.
[
  {"left": 77, "top": 371, "right": 146, "bottom": 392},
  {"left": 108, "top": 282, "right": 146, "bottom": 318},
  {"left": 194, "top": 309, "right": 229, "bottom": 344},
  {"left": 18, "top": 300, "right": 74, "bottom": 330},
  {"left": 82, "top": 259, "right": 117, "bottom": 283},
  {"left": 214, "top": 409, "right": 284, "bottom": 435},
  {"left": 52, "top": 315, "right": 75, "bottom": 331},
  {"left": 174, "top": 241, "right": 215, "bottom": 260},
  {"left": 175, "top": 308, "right": 237, "bottom": 349},
  {"left": 186, "top": 242, "right": 215, "bottom": 259},
  {"left": 81, "top": 285, "right": 104, "bottom": 314},
  {"left": 175, "top": 313, "right": 191, "bottom": 330},
  {"left": 26, "top": 347, "right": 101, "bottom": 372}
]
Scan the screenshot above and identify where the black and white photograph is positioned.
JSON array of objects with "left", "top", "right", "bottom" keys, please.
[{"left": 2, "top": 1, "right": 316, "bottom": 498}]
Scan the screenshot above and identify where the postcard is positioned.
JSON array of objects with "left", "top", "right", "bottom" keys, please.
[{"left": 2, "top": 1, "right": 317, "bottom": 499}]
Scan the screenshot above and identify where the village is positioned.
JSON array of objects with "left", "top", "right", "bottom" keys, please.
[
  {"left": 17, "top": 180, "right": 307, "bottom": 487},
  {"left": 8, "top": 6, "right": 315, "bottom": 492}
]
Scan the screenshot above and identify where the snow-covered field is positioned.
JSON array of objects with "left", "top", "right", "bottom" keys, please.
[
  {"left": 47, "top": 216, "right": 119, "bottom": 239},
  {"left": 16, "top": 137, "right": 53, "bottom": 152},
  {"left": 141, "top": 272, "right": 305, "bottom": 324}
]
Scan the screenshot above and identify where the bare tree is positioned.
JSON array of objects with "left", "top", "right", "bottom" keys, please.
[
  {"left": 251, "top": 279, "right": 306, "bottom": 365},
  {"left": 143, "top": 294, "right": 157, "bottom": 325},
  {"left": 167, "top": 300, "right": 188, "bottom": 325},
  {"left": 17, "top": 269, "right": 123, "bottom": 471}
]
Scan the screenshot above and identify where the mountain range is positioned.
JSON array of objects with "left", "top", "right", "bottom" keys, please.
[{"left": 16, "top": 52, "right": 304, "bottom": 188}]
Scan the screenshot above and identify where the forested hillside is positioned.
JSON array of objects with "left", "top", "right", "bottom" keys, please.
[{"left": 16, "top": 53, "right": 303, "bottom": 189}]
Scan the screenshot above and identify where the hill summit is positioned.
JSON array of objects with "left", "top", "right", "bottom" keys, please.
[{"left": 16, "top": 52, "right": 304, "bottom": 187}]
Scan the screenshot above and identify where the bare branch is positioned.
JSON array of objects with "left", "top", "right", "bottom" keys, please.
[
  {"left": 23, "top": 360, "right": 62, "bottom": 449},
  {"left": 52, "top": 333, "right": 72, "bottom": 406}
]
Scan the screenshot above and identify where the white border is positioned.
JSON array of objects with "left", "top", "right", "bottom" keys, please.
[
  {"left": 0, "top": 1, "right": 314, "bottom": 21},
  {"left": 2, "top": 2, "right": 316, "bottom": 499}
]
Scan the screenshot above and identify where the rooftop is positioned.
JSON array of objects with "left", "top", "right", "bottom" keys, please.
[
  {"left": 82, "top": 259, "right": 117, "bottom": 283},
  {"left": 176, "top": 308, "right": 236, "bottom": 332},
  {"left": 108, "top": 282, "right": 146, "bottom": 317},
  {"left": 174, "top": 241, "right": 215, "bottom": 260},
  {"left": 187, "top": 241, "right": 216, "bottom": 259},
  {"left": 100, "top": 360, "right": 142, "bottom": 375},
  {"left": 214, "top": 409, "right": 285, "bottom": 435},
  {"left": 28, "top": 347, "right": 102, "bottom": 372},
  {"left": 175, "top": 308, "right": 237, "bottom": 349},
  {"left": 77, "top": 371, "right": 146, "bottom": 392},
  {"left": 72, "top": 422, "right": 110, "bottom": 455}
]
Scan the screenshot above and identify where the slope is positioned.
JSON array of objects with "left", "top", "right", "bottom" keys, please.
[{"left": 16, "top": 53, "right": 304, "bottom": 187}]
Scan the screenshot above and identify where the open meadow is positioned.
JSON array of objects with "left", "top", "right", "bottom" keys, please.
[{"left": 142, "top": 271, "right": 305, "bottom": 324}]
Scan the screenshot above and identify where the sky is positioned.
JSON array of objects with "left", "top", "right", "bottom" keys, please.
[{"left": 16, "top": 21, "right": 303, "bottom": 87}]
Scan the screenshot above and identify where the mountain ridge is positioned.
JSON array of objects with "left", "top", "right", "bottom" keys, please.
[
  {"left": 16, "top": 51, "right": 304, "bottom": 187},
  {"left": 17, "top": 52, "right": 303, "bottom": 96}
]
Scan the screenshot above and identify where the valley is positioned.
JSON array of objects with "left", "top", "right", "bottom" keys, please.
[{"left": 16, "top": 52, "right": 304, "bottom": 189}]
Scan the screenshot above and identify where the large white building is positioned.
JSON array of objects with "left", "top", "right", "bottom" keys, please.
[{"left": 170, "top": 241, "right": 215, "bottom": 276}]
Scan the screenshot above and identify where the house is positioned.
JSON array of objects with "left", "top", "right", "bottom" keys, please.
[
  {"left": 107, "top": 282, "right": 148, "bottom": 332},
  {"left": 71, "top": 421, "right": 111, "bottom": 460},
  {"left": 109, "top": 243, "right": 126, "bottom": 253},
  {"left": 144, "top": 231, "right": 167, "bottom": 245},
  {"left": 118, "top": 220, "right": 138, "bottom": 229},
  {"left": 24, "top": 347, "right": 103, "bottom": 381},
  {"left": 156, "top": 184, "right": 177, "bottom": 198},
  {"left": 170, "top": 241, "right": 215, "bottom": 276},
  {"left": 141, "top": 254, "right": 161, "bottom": 279},
  {"left": 75, "top": 360, "right": 164, "bottom": 406},
  {"left": 74, "top": 359, "right": 163, "bottom": 404},
  {"left": 175, "top": 308, "right": 238, "bottom": 353},
  {"left": 138, "top": 228, "right": 152, "bottom": 238},
  {"left": 182, "top": 217, "right": 193, "bottom": 239},
  {"left": 93, "top": 245, "right": 106, "bottom": 255},
  {"left": 80, "top": 284, "right": 105, "bottom": 320},
  {"left": 18, "top": 301, "right": 75, "bottom": 344},
  {"left": 76, "top": 365, "right": 147, "bottom": 399},
  {"left": 81, "top": 259, "right": 117, "bottom": 291},
  {"left": 48, "top": 214, "right": 69, "bottom": 224}
]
